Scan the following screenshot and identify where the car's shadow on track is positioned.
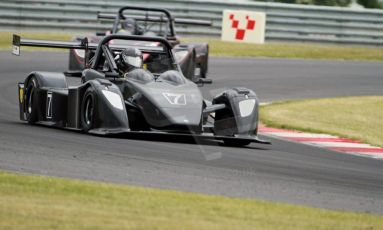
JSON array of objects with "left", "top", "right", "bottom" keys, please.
[
  {"left": 110, "top": 132, "right": 270, "bottom": 150},
  {"left": 9, "top": 121, "right": 270, "bottom": 151}
]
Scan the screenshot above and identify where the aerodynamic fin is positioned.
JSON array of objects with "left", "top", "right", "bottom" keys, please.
[
  {"left": 11, "top": 34, "right": 170, "bottom": 55},
  {"left": 12, "top": 34, "right": 20, "bottom": 56},
  {"left": 11, "top": 34, "right": 98, "bottom": 54}
]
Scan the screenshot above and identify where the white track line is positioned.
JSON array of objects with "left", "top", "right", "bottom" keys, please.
[
  {"left": 305, "top": 142, "right": 378, "bottom": 148},
  {"left": 264, "top": 132, "right": 336, "bottom": 138}
]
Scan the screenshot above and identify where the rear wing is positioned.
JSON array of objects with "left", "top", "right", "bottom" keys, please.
[
  {"left": 11, "top": 34, "right": 171, "bottom": 56},
  {"left": 12, "top": 35, "right": 20, "bottom": 55},
  {"left": 12, "top": 34, "right": 98, "bottom": 56},
  {"left": 97, "top": 12, "right": 212, "bottom": 27}
]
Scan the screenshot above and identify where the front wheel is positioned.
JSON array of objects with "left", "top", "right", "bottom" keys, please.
[
  {"left": 81, "top": 87, "right": 97, "bottom": 132},
  {"left": 25, "top": 77, "right": 39, "bottom": 124}
]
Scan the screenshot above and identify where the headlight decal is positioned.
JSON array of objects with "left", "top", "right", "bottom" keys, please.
[
  {"left": 101, "top": 90, "right": 124, "bottom": 110},
  {"left": 238, "top": 99, "right": 255, "bottom": 117}
]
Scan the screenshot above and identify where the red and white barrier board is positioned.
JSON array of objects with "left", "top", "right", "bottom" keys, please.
[{"left": 221, "top": 10, "right": 266, "bottom": 44}]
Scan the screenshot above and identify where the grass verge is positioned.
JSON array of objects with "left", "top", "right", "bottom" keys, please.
[
  {"left": 260, "top": 96, "right": 383, "bottom": 147},
  {"left": 1, "top": 170, "right": 382, "bottom": 230},
  {"left": 182, "top": 37, "right": 383, "bottom": 61},
  {"left": 1, "top": 31, "right": 383, "bottom": 61}
]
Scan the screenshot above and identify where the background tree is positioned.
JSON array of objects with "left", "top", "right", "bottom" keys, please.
[
  {"left": 255, "top": 0, "right": 382, "bottom": 8},
  {"left": 336, "top": 0, "right": 352, "bottom": 7},
  {"left": 357, "top": 0, "right": 383, "bottom": 9}
]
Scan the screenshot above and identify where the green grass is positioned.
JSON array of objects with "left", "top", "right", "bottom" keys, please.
[
  {"left": 1, "top": 171, "right": 382, "bottom": 230},
  {"left": 1, "top": 31, "right": 383, "bottom": 61},
  {"left": 260, "top": 96, "right": 383, "bottom": 147},
  {"left": 182, "top": 37, "right": 383, "bottom": 61}
]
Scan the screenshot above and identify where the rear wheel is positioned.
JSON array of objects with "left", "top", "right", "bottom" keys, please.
[
  {"left": 188, "top": 50, "right": 197, "bottom": 81},
  {"left": 200, "top": 46, "right": 209, "bottom": 78},
  {"left": 81, "top": 87, "right": 97, "bottom": 132},
  {"left": 25, "top": 77, "right": 39, "bottom": 124}
]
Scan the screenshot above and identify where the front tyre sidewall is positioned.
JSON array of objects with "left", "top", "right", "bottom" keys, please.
[
  {"left": 25, "top": 78, "right": 39, "bottom": 123},
  {"left": 81, "top": 88, "right": 97, "bottom": 132}
]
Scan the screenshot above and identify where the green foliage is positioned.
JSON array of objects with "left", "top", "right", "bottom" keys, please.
[
  {"left": 336, "top": 0, "right": 353, "bottom": 7},
  {"left": 256, "top": 0, "right": 383, "bottom": 8},
  {"left": 255, "top": 0, "right": 353, "bottom": 7},
  {"left": 313, "top": 0, "right": 337, "bottom": 6},
  {"left": 357, "top": 0, "right": 383, "bottom": 9}
]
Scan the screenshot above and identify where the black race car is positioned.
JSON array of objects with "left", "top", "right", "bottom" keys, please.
[
  {"left": 69, "top": 6, "right": 210, "bottom": 81},
  {"left": 13, "top": 34, "right": 269, "bottom": 146}
]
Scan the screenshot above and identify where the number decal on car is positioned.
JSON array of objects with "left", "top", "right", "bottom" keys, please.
[{"left": 46, "top": 92, "right": 53, "bottom": 119}]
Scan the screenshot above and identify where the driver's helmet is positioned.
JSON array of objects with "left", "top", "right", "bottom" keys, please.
[
  {"left": 121, "top": 18, "right": 137, "bottom": 34},
  {"left": 119, "top": 47, "right": 143, "bottom": 73}
]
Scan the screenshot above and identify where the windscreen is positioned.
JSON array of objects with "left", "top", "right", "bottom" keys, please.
[
  {"left": 108, "top": 39, "right": 177, "bottom": 75},
  {"left": 109, "top": 39, "right": 177, "bottom": 75},
  {"left": 92, "top": 38, "right": 177, "bottom": 75},
  {"left": 142, "top": 52, "right": 177, "bottom": 75}
]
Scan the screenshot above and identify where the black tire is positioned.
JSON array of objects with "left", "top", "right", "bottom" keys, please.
[
  {"left": 25, "top": 77, "right": 39, "bottom": 124},
  {"left": 200, "top": 46, "right": 209, "bottom": 78},
  {"left": 81, "top": 87, "right": 97, "bottom": 132},
  {"left": 187, "top": 50, "right": 197, "bottom": 81},
  {"left": 223, "top": 139, "right": 251, "bottom": 147}
]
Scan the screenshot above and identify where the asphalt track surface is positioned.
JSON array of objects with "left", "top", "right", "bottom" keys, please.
[{"left": 1, "top": 51, "right": 383, "bottom": 214}]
